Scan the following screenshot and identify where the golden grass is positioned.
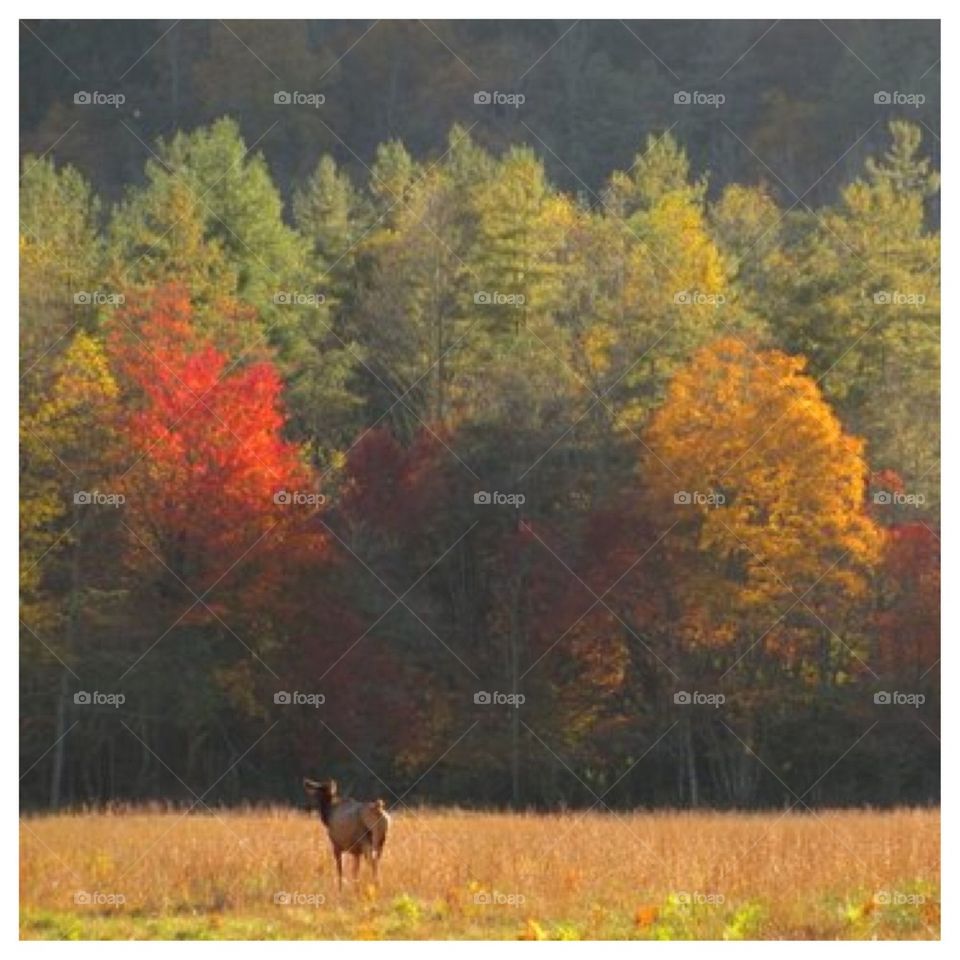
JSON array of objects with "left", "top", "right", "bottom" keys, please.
[{"left": 20, "top": 806, "right": 939, "bottom": 940}]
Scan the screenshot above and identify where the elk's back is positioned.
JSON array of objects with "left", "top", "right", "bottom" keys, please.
[{"left": 327, "top": 798, "right": 386, "bottom": 852}]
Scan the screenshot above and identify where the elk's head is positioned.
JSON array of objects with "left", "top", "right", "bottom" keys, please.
[{"left": 303, "top": 778, "right": 338, "bottom": 823}]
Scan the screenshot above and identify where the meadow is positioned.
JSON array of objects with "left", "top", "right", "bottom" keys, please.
[{"left": 20, "top": 806, "right": 939, "bottom": 940}]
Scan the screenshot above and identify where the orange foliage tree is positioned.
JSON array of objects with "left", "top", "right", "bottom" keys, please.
[
  {"left": 641, "top": 338, "right": 884, "bottom": 681},
  {"left": 110, "top": 287, "right": 315, "bottom": 601}
]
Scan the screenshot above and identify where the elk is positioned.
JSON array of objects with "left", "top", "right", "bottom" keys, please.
[{"left": 303, "top": 778, "right": 390, "bottom": 889}]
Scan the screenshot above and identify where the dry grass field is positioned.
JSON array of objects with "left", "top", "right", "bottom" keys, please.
[{"left": 20, "top": 806, "right": 939, "bottom": 940}]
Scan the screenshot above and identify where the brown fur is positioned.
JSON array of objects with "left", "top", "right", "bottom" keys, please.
[{"left": 303, "top": 778, "right": 389, "bottom": 888}]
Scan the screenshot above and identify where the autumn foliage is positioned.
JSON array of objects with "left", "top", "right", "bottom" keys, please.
[
  {"left": 20, "top": 121, "right": 938, "bottom": 811},
  {"left": 642, "top": 338, "right": 884, "bottom": 663},
  {"left": 110, "top": 287, "right": 312, "bottom": 596}
]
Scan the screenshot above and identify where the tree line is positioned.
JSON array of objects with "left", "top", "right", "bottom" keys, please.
[
  {"left": 20, "top": 118, "right": 939, "bottom": 810},
  {"left": 21, "top": 20, "right": 940, "bottom": 207}
]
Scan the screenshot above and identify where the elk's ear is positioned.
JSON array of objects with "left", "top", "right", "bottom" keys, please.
[
  {"left": 326, "top": 779, "right": 338, "bottom": 796},
  {"left": 303, "top": 778, "right": 321, "bottom": 795}
]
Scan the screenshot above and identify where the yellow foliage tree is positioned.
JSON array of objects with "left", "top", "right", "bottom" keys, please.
[
  {"left": 20, "top": 332, "right": 119, "bottom": 617},
  {"left": 565, "top": 135, "right": 752, "bottom": 434},
  {"left": 642, "top": 338, "right": 884, "bottom": 675}
]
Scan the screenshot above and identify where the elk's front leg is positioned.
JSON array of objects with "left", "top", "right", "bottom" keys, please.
[{"left": 333, "top": 845, "right": 343, "bottom": 890}]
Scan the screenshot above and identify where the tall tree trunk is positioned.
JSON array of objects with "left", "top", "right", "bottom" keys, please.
[
  {"left": 49, "top": 669, "right": 69, "bottom": 809},
  {"left": 509, "top": 591, "right": 521, "bottom": 809},
  {"left": 684, "top": 718, "right": 699, "bottom": 808},
  {"left": 50, "top": 504, "right": 82, "bottom": 809},
  {"left": 508, "top": 546, "right": 530, "bottom": 809}
]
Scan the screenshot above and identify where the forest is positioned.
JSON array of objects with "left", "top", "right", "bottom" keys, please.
[{"left": 20, "top": 21, "right": 939, "bottom": 811}]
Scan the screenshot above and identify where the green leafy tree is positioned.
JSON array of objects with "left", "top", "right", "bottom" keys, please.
[{"left": 769, "top": 122, "right": 940, "bottom": 510}]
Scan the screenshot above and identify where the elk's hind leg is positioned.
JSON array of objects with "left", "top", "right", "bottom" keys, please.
[{"left": 362, "top": 841, "right": 378, "bottom": 882}]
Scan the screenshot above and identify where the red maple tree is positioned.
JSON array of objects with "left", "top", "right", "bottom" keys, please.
[{"left": 110, "top": 286, "right": 315, "bottom": 604}]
